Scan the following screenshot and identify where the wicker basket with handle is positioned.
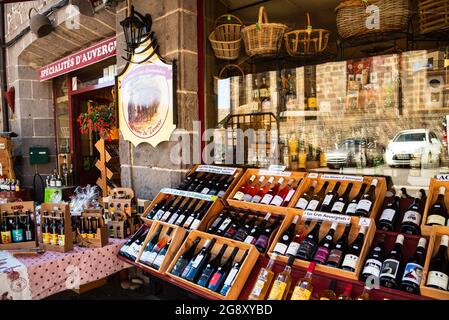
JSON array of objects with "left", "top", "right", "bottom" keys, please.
[
  {"left": 209, "top": 14, "right": 244, "bottom": 60},
  {"left": 285, "top": 13, "right": 331, "bottom": 56},
  {"left": 335, "top": 0, "right": 410, "bottom": 39},
  {"left": 241, "top": 6, "right": 288, "bottom": 57},
  {"left": 418, "top": 0, "right": 449, "bottom": 34}
]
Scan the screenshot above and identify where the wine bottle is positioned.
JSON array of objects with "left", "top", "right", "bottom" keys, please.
[
  {"left": 291, "top": 262, "right": 316, "bottom": 300},
  {"left": 152, "top": 238, "right": 172, "bottom": 270},
  {"left": 200, "top": 174, "right": 219, "bottom": 195},
  {"left": 326, "top": 224, "right": 351, "bottom": 268},
  {"left": 319, "top": 182, "right": 341, "bottom": 212},
  {"left": 24, "top": 211, "right": 35, "bottom": 241},
  {"left": 243, "top": 176, "right": 266, "bottom": 202},
  {"left": 159, "top": 196, "right": 183, "bottom": 222},
  {"left": 296, "top": 221, "right": 322, "bottom": 261},
  {"left": 320, "top": 280, "right": 337, "bottom": 300},
  {"left": 167, "top": 199, "right": 191, "bottom": 225},
  {"left": 208, "top": 247, "right": 239, "bottom": 292},
  {"left": 119, "top": 226, "right": 147, "bottom": 257},
  {"left": 252, "top": 177, "right": 275, "bottom": 204},
  {"left": 171, "top": 237, "right": 201, "bottom": 277},
  {"left": 183, "top": 201, "right": 206, "bottom": 229},
  {"left": 270, "top": 178, "right": 293, "bottom": 206},
  {"left": 341, "top": 227, "right": 366, "bottom": 272},
  {"left": 147, "top": 195, "right": 171, "bottom": 220},
  {"left": 233, "top": 216, "right": 257, "bottom": 242},
  {"left": 197, "top": 244, "right": 228, "bottom": 287},
  {"left": 400, "top": 191, "right": 423, "bottom": 235},
  {"left": 244, "top": 213, "right": 271, "bottom": 245},
  {"left": 215, "top": 211, "right": 237, "bottom": 237},
  {"left": 281, "top": 179, "right": 301, "bottom": 207},
  {"left": 178, "top": 172, "right": 198, "bottom": 190},
  {"left": 285, "top": 219, "right": 311, "bottom": 257},
  {"left": 219, "top": 249, "right": 248, "bottom": 296},
  {"left": 233, "top": 175, "right": 256, "bottom": 200},
  {"left": 261, "top": 178, "right": 285, "bottom": 205},
  {"left": 295, "top": 180, "right": 317, "bottom": 210},
  {"left": 312, "top": 222, "right": 338, "bottom": 265},
  {"left": 11, "top": 211, "right": 24, "bottom": 243},
  {"left": 345, "top": 184, "right": 367, "bottom": 215},
  {"left": 401, "top": 237, "right": 427, "bottom": 294},
  {"left": 182, "top": 238, "right": 217, "bottom": 282},
  {"left": 216, "top": 175, "right": 236, "bottom": 198},
  {"left": 174, "top": 199, "right": 201, "bottom": 227},
  {"left": 267, "top": 255, "right": 294, "bottom": 300},
  {"left": 361, "top": 233, "right": 386, "bottom": 282},
  {"left": 273, "top": 215, "right": 299, "bottom": 255},
  {"left": 147, "top": 228, "right": 174, "bottom": 268},
  {"left": 379, "top": 190, "right": 402, "bottom": 232},
  {"left": 255, "top": 215, "right": 282, "bottom": 252},
  {"left": 331, "top": 183, "right": 353, "bottom": 214},
  {"left": 189, "top": 202, "right": 212, "bottom": 231},
  {"left": 223, "top": 214, "right": 246, "bottom": 239},
  {"left": 305, "top": 182, "right": 330, "bottom": 211},
  {"left": 426, "top": 186, "right": 448, "bottom": 227},
  {"left": 192, "top": 173, "right": 212, "bottom": 193},
  {"left": 185, "top": 172, "right": 204, "bottom": 191},
  {"left": 426, "top": 235, "right": 449, "bottom": 291},
  {"left": 207, "top": 210, "right": 230, "bottom": 234},
  {"left": 248, "top": 253, "right": 277, "bottom": 300},
  {"left": 1, "top": 212, "right": 12, "bottom": 244},
  {"left": 338, "top": 284, "right": 353, "bottom": 300},
  {"left": 125, "top": 228, "right": 150, "bottom": 260},
  {"left": 207, "top": 175, "right": 227, "bottom": 196},
  {"left": 355, "top": 179, "right": 378, "bottom": 217},
  {"left": 380, "top": 234, "right": 404, "bottom": 289}
]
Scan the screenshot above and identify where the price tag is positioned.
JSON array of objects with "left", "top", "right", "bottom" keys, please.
[
  {"left": 359, "top": 217, "right": 371, "bottom": 227},
  {"left": 320, "top": 174, "right": 364, "bottom": 182},
  {"left": 303, "top": 210, "right": 351, "bottom": 225},
  {"left": 259, "top": 170, "right": 292, "bottom": 178},
  {"left": 160, "top": 188, "right": 217, "bottom": 202},
  {"left": 268, "top": 165, "right": 287, "bottom": 172},
  {"left": 308, "top": 173, "right": 319, "bottom": 179},
  {"left": 196, "top": 165, "right": 237, "bottom": 176},
  {"left": 436, "top": 174, "right": 449, "bottom": 181}
]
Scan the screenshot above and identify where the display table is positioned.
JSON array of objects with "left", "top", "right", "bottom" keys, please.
[{"left": 0, "top": 238, "right": 131, "bottom": 300}]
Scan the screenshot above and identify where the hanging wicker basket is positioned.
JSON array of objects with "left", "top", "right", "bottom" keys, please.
[
  {"left": 418, "top": 0, "right": 449, "bottom": 34},
  {"left": 335, "top": 0, "right": 410, "bottom": 39},
  {"left": 213, "top": 64, "right": 245, "bottom": 95},
  {"left": 209, "top": 14, "right": 244, "bottom": 60},
  {"left": 241, "top": 6, "right": 288, "bottom": 57},
  {"left": 285, "top": 13, "right": 331, "bottom": 56}
]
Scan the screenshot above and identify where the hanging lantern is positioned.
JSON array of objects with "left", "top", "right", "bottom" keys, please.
[
  {"left": 120, "top": 5, "right": 149, "bottom": 53},
  {"left": 29, "top": 8, "right": 53, "bottom": 38}
]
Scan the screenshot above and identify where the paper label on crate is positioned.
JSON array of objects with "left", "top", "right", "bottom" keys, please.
[
  {"left": 436, "top": 174, "right": 449, "bottom": 181},
  {"left": 320, "top": 174, "right": 364, "bottom": 182},
  {"left": 258, "top": 170, "right": 292, "bottom": 178},
  {"left": 308, "top": 173, "right": 319, "bottom": 179},
  {"left": 196, "top": 165, "right": 237, "bottom": 175},
  {"left": 303, "top": 210, "right": 351, "bottom": 225},
  {"left": 268, "top": 165, "right": 287, "bottom": 172},
  {"left": 359, "top": 217, "right": 371, "bottom": 227},
  {"left": 160, "top": 188, "right": 217, "bottom": 202}
]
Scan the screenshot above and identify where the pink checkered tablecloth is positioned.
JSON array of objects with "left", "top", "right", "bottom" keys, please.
[{"left": 6, "top": 238, "right": 131, "bottom": 300}]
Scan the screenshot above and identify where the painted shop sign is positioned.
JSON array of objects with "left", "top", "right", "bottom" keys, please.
[
  {"left": 117, "top": 33, "right": 176, "bottom": 147},
  {"left": 38, "top": 36, "right": 117, "bottom": 81}
]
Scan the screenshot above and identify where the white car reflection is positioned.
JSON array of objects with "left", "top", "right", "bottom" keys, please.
[{"left": 385, "top": 129, "right": 442, "bottom": 168}]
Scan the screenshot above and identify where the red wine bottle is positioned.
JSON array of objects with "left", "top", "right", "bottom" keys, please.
[
  {"left": 426, "top": 186, "right": 448, "bottom": 227},
  {"left": 326, "top": 224, "right": 351, "bottom": 268},
  {"left": 340, "top": 227, "right": 366, "bottom": 272},
  {"left": 295, "top": 180, "right": 317, "bottom": 210},
  {"left": 378, "top": 190, "right": 401, "bottom": 232},
  {"left": 273, "top": 215, "right": 299, "bottom": 255},
  {"left": 313, "top": 222, "right": 338, "bottom": 265},
  {"left": 345, "top": 184, "right": 367, "bottom": 216},
  {"left": 401, "top": 237, "right": 427, "bottom": 294},
  {"left": 426, "top": 235, "right": 449, "bottom": 291},
  {"left": 331, "top": 183, "right": 353, "bottom": 214},
  {"left": 380, "top": 234, "right": 404, "bottom": 289},
  {"left": 320, "top": 182, "right": 341, "bottom": 212},
  {"left": 400, "top": 191, "right": 423, "bottom": 235}
]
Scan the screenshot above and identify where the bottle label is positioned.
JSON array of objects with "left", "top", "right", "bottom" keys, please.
[
  {"left": 401, "top": 262, "right": 423, "bottom": 286},
  {"left": 50, "top": 233, "right": 58, "bottom": 245},
  {"left": 57, "top": 235, "right": 65, "bottom": 247},
  {"left": 284, "top": 189, "right": 296, "bottom": 203},
  {"left": 42, "top": 232, "right": 51, "bottom": 244},
  {"left": 295, "top": 198, "right": 309, "bottom": 210},
  {"left": 362, "top": 258, "right": 383, "bottom": 278},
  {"left": 356, "top": 199, "right": 372, "bottom": 213},
  {"left": 380, "top": 259, "right": 400, "bottom": 279},
  {"left": 208, "top": 272, "right": 222, "bottom": 287},
  {"left": 217, "top": 190, "right": 226, "bottom": 198},
  {"left": 273, "top": 242, "right": 288, "bottom": 255},
  {"left": 327, "top": 248, "right": 343, "bottom": 266},
  {"left": 380, "top": 208, "right": 396, "bottom": 222},
  {"left": 153, "top": 209, "right": 165, "bottom": 221},
  {"left": 346, "top": 203, "right": 357, "bottom": 215},
  {"left": 201, "top": 188, "right": 210, "bottom": 195},
  {"left": 251, "top": 279, "right": 266, "bottom": 298},
  {"left": 145, "top": 251, "right": 158, "bottom": 265},
  {"left": 306, "top": 200, "right": 319, "bottom": 211},
  {"left": 224, "top": 268, "right": 239, "bottom": 286},
  {"left": 1, "top": 231, "right": 12, "bottom": 244},
  {"left": 313, "top": 246, "right": 330, "bottom": 264},
  {"left": 189, "top": 219, "right": 201, "bottom": 231},
  {"left": 270, "top": 195, "right": 284, "bottom": 207},
  {"left": 191, "top": 253, "right": 205, "bottom": 268},
  {"left": 218, "top": 219, "right": 232, "bottom": 232},
  {"left": 268, "top": 280, "right": 287, "bottom": 300},
  {"left": 161, "top": 211, "right": 172, "bottom": 222},
  {"left": 255, "top": 235, "right": 269, "bottom": 251},
  {"left": 174, "top": 214, "right": 185, "bottom": 225},
  {"left": 244, "top": 235, "right": 255, "bottom": 244},
  {"left": 331, "top": 201, "right": 345, "bottom": 213},
  {"left": 233, "top": 191, "right": 245, "bottom": 201},
  {"left": 153, "top": 253, "right": 165, "bottom": 269},
  {"left": 183, "top": 216, "right": 195, "bottom": 228},
  {"left": 427, "top": 271, "right": 449, "bottom": 289},
  {"left": 242, "top": 194, "right": 254, "bottom": 202},
  {"left": 291, "top": 287, "right": 312, "bottom": 300},
  {"left": 322, "top": 194, "right": 333, "bottom": 206},
  {"left": 297, "top": 239, "right": 317, "bottom": 260},
  {"left": 251, "top": 195, "right": 262, "bottom": 203},
  {"left": 286, "top": 242, "right": 300, "bottom": 256},
  {"left": 341, "top": 254, "right": 359, "bottom": 269},
  {"left": 168, "top": 214, "right": 179, "bottom": 225},
  {"left": 25, "top": 230, "right": 33, "bottom": 241},
  {"left": 12, "top": 229, "right": 24, "bottom": 242},
  {"left": 426, "top": 215, "right": 446, "bottom": 226},
  {"left": 402, "top": 211, "right": 422, "bottom": 226},
  {"left": 260, "top": 194, "right": 274, "bottom": 205}
]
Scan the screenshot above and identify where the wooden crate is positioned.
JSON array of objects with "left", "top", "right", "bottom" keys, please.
[
  {"left": 227, "top": 168, "right": 308, "bottom": 215},
  {"left": 107, "top": 211, "right": 135, "bottom": 239},
  {"left": 77, "top": 210, "right": 109, "bottom": 248},
  {"left": 420, "top": 226, "right": 449, "bottom": 300},
  {"left": 166, "top": 230, "right": 260, "bottom": 300},
  {"left": 135, "top": 221, "right": 187, "bottom": 274},
  {"left": 40, "top": 203, "right": 73, "bottom": 252},
  {"left": 267, "top": 211, "right": 376, "bottom": 281},
  {"left": 140, "top": 191, "right": 225, "bottom": 232},
  {"left": 0, "top": 201, "right": 37, "bottom": 250},
  {"left": 421, "top": 178, "right": 449, "bottom": 236},
  {"left": 290, "top": 173, "right": 387, "bottom": 219}
]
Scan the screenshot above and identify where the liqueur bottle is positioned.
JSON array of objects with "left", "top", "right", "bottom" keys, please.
[
  {"left": 267, "top": 255, "right": 294, "bottom": 300},
  {"left": 320, "top": 280, "right": 337, "bottom": 300},
  {"left": 291, "top": 262, "right": 316, "bottom": 300},
  {"left": 248, "top": 253, "right": 278, "bottom": 300},
  {"left": 338, "top": 284, "right": 353, "bottom": 300}
]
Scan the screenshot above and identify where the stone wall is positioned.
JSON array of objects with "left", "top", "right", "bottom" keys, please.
[{"left": 116, "top": 0, "right": 199, "bottom": 200}]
